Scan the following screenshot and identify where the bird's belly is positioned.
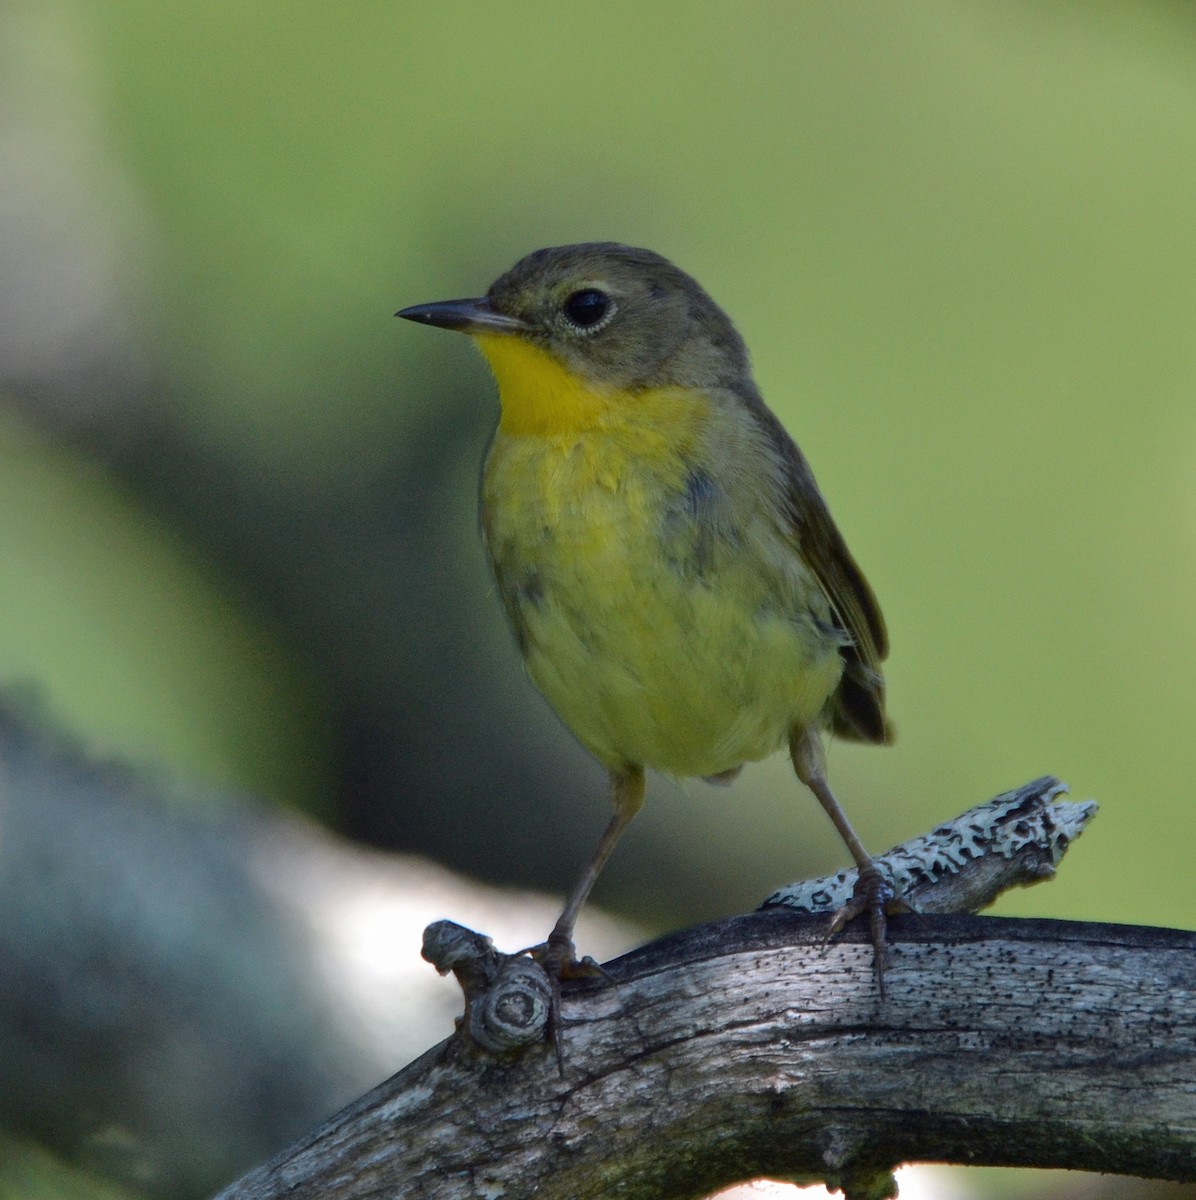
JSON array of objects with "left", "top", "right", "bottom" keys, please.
[
  {"left": 521, "top": 570, "right": 842, "bottom": 776},
  {"left": 484, "top": 438, "right": 844, "bottom": 777}
]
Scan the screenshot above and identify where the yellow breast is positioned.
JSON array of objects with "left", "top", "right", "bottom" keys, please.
[{"left": 475, "top": 336, "right": 844, "bottom": 777}]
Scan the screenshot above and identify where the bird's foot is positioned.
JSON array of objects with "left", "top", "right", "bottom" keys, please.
[
  {"left": 527, "top": 929, "right": 609, "bottom": 980},
  {"left": 526, "top": 931, "right": 612, "bottom": 1074},
  {"left": 827, "top": 862, "right": 900, "bottom": 998}
]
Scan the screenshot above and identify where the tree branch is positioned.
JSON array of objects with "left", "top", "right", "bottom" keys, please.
[{"left": 214, "top": 911, "right": 1196, "bottom": 1199}]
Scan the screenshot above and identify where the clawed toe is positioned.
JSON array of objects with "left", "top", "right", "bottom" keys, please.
[
  {"left": 528, "top": 936, "right": 609, "bottom": 982},
  {"left": 524, "top": 933, "right": 614, "bottom": 1074},
  {"left": 827, "top": 864, "right": 900, "bottom": 997}
]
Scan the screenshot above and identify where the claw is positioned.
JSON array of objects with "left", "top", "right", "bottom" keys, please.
[
  {"left": 527, "top": 933, "right": 608, "bottom": 979},
  {"left": 826, "top": 864, "right": 897, "bottom": 998},
  {"left": 527, "top": 934, "right": 614, "bottom": 1074}
]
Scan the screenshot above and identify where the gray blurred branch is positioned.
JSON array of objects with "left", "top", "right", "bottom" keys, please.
[
  {"left": 215, "top": 911, "right": 1196, "bottom": 1200},
  {"left": 0, "top": 700, "right": 633, "bottom": 1198}
]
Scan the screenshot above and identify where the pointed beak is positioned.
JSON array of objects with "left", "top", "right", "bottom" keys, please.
[{"left": 395, "top": 297, "right": 529, "bottom": 335}]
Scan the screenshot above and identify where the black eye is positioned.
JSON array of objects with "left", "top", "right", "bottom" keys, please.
[{"left": 562, "top": 288, "right": 613, "bottom": 331}]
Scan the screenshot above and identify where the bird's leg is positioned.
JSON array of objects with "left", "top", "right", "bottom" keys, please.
[
  {"left": 790, "top": 726, "right": 894, "bottom": 995},
  {"left": 531, "top": 766, "right": 644, "bottom": 1072},
  {"left": 540, "top": 764, "right": 645, "bottom": 974}
]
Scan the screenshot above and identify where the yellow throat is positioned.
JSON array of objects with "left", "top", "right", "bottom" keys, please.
[
  {"left": 472, "top": 332, "right": 709, "bottom": 468},
  {"left": 474, "top": 333, "right": 617, "bottom": 437}
]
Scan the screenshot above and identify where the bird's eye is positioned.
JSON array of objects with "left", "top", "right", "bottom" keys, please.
[{"left": 562, "top": 288, "right": 613, "bottom": 332}]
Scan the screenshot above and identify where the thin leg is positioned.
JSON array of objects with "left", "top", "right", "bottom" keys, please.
[
  {"left": 790, "top": 726, "right": 894, "bottom": 995},
  {"left": 536, "top": 766, "right": 644, "bottom": 1074},
  {"left": 549, "top": 765, "right": 645, "bottom": 953}
]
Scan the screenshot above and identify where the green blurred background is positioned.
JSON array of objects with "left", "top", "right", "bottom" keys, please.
[{"left": 3, "top": 2, "right": 1195, "bottom": 1197}]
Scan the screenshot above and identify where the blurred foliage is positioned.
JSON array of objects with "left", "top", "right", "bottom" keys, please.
[
  {"left": 2, "top": 3, "right": 1196, "bottom": 1196},
  {"left": 0, "top": 411, "right": 332, "bottom": 810},
  {"left": 0, "top": 1132, "right": 140, "bottom": 1200}
]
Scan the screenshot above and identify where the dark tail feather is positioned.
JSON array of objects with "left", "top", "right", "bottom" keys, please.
[{"left": 829, "top": 659, "right": 893, "bottom": 745}]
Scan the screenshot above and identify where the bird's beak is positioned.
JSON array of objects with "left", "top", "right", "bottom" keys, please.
[{"left": 395, "top": 297, "right": 528, "bottom": 335}]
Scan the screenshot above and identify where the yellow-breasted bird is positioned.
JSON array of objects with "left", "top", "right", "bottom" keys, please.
[{"left": 398, "top": 243, "right": 895, "bottom": 983}]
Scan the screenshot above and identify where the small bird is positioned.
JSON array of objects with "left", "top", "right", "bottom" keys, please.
[{"left": 398, "top": 243, "right": 895, "bottom": 985}]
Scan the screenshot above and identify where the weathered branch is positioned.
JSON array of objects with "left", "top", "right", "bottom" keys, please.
[
  {"left": 214, "top": 911, "right": 1196, "bottom": 1199},
  {"left": 214, "top": 780, "right": 1195, "bottom": 1198}
]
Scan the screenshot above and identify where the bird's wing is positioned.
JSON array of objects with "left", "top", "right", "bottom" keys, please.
[{"left": 745, "top": 391, "right": 892, "bottom": 745}]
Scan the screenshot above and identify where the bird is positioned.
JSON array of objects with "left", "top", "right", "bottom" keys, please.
[{"left": 398, "top": 242, "right": 894, "bottom": 989}]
